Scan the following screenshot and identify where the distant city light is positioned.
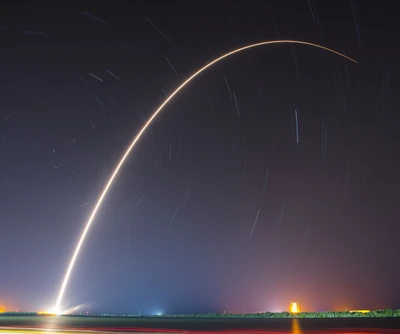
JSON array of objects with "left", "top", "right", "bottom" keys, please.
[
  {"left": 270, "top": 307, "right": 284, "bottom": 313},
  {"left": 37, "top": 311, "right": 56, "bottom": 316},
  {"left": 349, "top": 309, "right": 370, "bottom": 314}
]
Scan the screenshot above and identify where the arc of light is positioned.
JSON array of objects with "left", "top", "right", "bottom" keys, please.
[{"left": 54, "top": 40, "right": 356, "bottom": 314}]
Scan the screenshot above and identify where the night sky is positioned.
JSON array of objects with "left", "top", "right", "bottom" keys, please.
[{"left": 1, "top": 0, "right": 399, "bottom": 314}]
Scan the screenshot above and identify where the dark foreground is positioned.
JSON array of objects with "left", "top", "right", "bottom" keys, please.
[{"left": 1, "top": 315, "right": 400, "bottom": 333}]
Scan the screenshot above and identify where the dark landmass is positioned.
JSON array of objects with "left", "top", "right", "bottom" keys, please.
[{"left": 2, "top": 309, "right": 400, "bottom": 318}]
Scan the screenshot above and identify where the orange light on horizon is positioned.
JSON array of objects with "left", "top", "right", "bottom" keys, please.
[
  {"left": 37, "top": 311, "right": 55, "bottom": 316},
  {"left": 349, "top": 309, "right": 370, "bottom": 314},
  {"left": 290, "top": 301, "right": 300, "bottom": 313},
  {"left": 0, "top": 305, "right": 5, "bottom": 313}
]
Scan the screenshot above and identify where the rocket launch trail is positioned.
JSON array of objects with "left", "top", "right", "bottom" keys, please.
[{"left": 54, "top": 40, "right": 356, "bottom": 314}]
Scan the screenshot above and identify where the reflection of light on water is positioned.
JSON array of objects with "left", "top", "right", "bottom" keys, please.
[{"left": 291, "top": 318, "right": 302, "bottom": 334}]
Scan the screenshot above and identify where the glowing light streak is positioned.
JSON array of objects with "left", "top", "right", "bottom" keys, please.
[
  {"left": 232, "top": 90, "right": 239, "bottom": 116},
  {"left": 249, "top": 209, "right": 260, "bottom": 239},
  {"left": 165, "top": 56, "right": 178, "bottom": 76},
  {"left": 106, "top": 69, "right": 120, "bottom": 81},
  {"left": 294, "top": 109, "right": 299, "bottom": 143},
  {"left": 88, "top": 73, "right": 103, "bottom": 82},
  {"left": 54, "top": 40, "right": 356, "bottom": 314},
  {"left": 276, "top": 199, "right": 286, "bottom": 231},
  {"left": 223, "top": 74, "right": 233, "bottom": 99}
]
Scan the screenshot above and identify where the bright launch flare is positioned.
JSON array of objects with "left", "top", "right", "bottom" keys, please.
[{"left": 54, "top": 40, "right": 356, "bottom": 313}]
